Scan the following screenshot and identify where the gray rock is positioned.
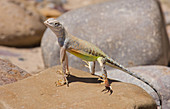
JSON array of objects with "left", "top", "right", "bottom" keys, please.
[
  {"left": 41, "top": 0, "right": 169, "bottom": 71},
  {"left": 0, "top": 0, "right": 46, "bottom": 47},
  {"left": 95, "top": 65, "right": 170, "bottom": 109}
]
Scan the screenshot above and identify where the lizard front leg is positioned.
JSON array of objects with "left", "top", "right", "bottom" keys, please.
[
  {"left": 65, "top": 52, "right": 70, "bottom": 76},
  {"left": 56, "top": 46, "right": 69, "bottom": 87},
  {"left": 97, "top": 57, "right": 112, "bottom": 94}
]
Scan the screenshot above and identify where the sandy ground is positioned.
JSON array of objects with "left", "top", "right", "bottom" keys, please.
[{"left": 0, "top": 46, "right": 44, "bottom": 74}]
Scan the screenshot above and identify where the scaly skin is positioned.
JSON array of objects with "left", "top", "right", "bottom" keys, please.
[{"left": 44, "top": 18, "right": 162, "bottom": 108}]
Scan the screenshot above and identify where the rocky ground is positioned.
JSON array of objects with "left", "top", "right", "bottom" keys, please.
[{"left": 0, "top": 0, "right": 170, "bottom": 109}]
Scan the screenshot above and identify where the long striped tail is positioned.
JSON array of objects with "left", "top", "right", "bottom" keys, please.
[{"left": 105, "top": 57, "right": 162, "bottom": 109}]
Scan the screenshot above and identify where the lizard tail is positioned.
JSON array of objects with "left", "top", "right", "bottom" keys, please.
[{"left": 105, "top": 57, "right": 162, "bottom": 109}]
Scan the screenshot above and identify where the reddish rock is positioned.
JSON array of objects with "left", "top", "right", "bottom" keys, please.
[{"left": 0, "top": 59, "right": 31, "bottom": 85}]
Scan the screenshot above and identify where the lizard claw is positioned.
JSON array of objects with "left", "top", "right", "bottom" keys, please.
[
  {"left": 55, "top": 79, "right": 66, "bottom": 87},
  {"left": 102, "top": 86, "right": 113, "bottom": 95},
  {"left": 55, "top": 78, "right": 69, "bottom": 87},
  {"left": 55, "top": 70, "right": 69, "bottom": 87}
]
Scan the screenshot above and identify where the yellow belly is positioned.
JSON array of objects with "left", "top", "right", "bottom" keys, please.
[{"left": 68, "top": 49, "right": 97, "bottom": 61}]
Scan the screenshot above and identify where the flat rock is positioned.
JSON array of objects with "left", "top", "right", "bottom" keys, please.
[
  {"left": 0, "top": 58, "right": 31, "bottom": 86},
  {"left": 95, "top": 65, "right": 170, "bottom": 109},
  {"left": 41, "top": 0, "right": 169, "bottom": 72},
  {"left": 0, "top": 66, "right": 156, "bottom": 109},
  {"left": 0, "top": 0, "right": 46, "bottom": 47}
]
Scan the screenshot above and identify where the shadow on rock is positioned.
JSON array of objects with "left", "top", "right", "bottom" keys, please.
[{"left": 67, "top": 74, "right": 120, "bottom": 85}]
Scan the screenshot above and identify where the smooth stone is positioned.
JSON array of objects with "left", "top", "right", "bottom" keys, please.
[{"left": 0, "top": 0, "right": 45, "bottom": 47}]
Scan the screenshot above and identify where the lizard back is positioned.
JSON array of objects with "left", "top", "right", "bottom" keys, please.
[{"left": 66, "top": 35, "right": 107, "bottom": 61}]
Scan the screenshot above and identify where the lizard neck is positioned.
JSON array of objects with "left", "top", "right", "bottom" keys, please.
[
  {"left": 54, "top": 28, "right": 65, "bottom": 38},
  {"left": 54, "top": 28, "right": 67, "bottom": 47}
]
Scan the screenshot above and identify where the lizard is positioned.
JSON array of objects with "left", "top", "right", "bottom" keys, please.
[{"left": 44, "top": 18, "right": 162, "bottom": 108}]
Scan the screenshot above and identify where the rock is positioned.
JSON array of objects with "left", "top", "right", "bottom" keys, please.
[
  {"left": 0, "top": 58, "right": 31, "bottom": 86},
  {"left": 36, "top": 0, "right": 67, "bottom": 13},
  {"left": 95, "top": 65, "right": 170, "bottom": 109},
  {"left": 161, "top": 0, "right": 170, "bottom": 25},
  {"left": 0, "top": 0, "right": 46, "bottom": 47},
  {"left": 160, "top": 0, "right": 170, "bottom": 64},
  {"left": 38, "top": 8, "right": 62, "bottom": 18},
  {"left": 0, "top": 66, "right": 156, "bottom": 109},
  {"left": 41, "top": 0, "right": 169, "bottom": 72},
  {"left": 64, "top": 0, "right": 110, "bottom": 10}
]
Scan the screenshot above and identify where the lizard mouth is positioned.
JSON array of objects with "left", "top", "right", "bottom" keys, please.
[{"left": 44, "top": 20, "right": 51, "bottom": 27}]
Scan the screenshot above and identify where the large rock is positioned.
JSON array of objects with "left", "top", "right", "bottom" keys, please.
[
  {"left": 0, "top": 0, "right": 46, "bottom": 47},
  {"left": 0, "top": 66, "right": 156, "bottom": 109},
  {"left": 41, "top": 0, "right": 170, "bottom": 72},
  {"left": 0, "top": 58, "right": 31, "bottom": 86},
  {"left": 95, "top": 65, "right": 170, "bottom": 109}
]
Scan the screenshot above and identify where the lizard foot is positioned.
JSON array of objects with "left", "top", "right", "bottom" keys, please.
[
  {"left": 102, "top": 86, "right": 113, "bottom": 95},
  {"left": 55, "top": 77, "right": 69, "bottom": 87},
  {"left": 55, "top": 79, "right": 66, "bottom": 87},
  {"left": 55, "top": 70, "right": 69, "bottom": 87},
  {"left": 101, "top": 77, "right": 113, "bottom": 95},
  {"left": 83, "top": 60, "right": 95, "bottom": 75}
]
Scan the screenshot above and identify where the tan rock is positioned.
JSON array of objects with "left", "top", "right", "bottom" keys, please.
[
  {"left": 64, "top": 0, "right": 110, "bottom": 10},
  {"left": 39, "top": 8, "right": 62, "bottom": 18},
  {"left": 0, "top": 0, "right": 45, "bottom": 47},
  {"left": 0, "top": 66, "right": 156, "bottom": 109}
]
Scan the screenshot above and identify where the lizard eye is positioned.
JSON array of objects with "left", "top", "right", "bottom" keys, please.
[{"left": 55, "top": 23, "right": 60, "bottom": 26}]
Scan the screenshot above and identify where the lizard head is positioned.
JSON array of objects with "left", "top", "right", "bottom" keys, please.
[{"left": 44, "top": 18, "right": 64, "bottom": 32}]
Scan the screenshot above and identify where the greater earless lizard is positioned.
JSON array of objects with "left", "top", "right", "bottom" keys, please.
[{"left": 44, "top": 18, "right": 162, "bottom": 108}]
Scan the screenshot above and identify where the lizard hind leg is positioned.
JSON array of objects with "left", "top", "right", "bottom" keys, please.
[
  {"left": 97, "top": 57, "right": 113, "bottom": 95},
  {"left": 83, "top": 60, "right": 95, "bottom": 75}
]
